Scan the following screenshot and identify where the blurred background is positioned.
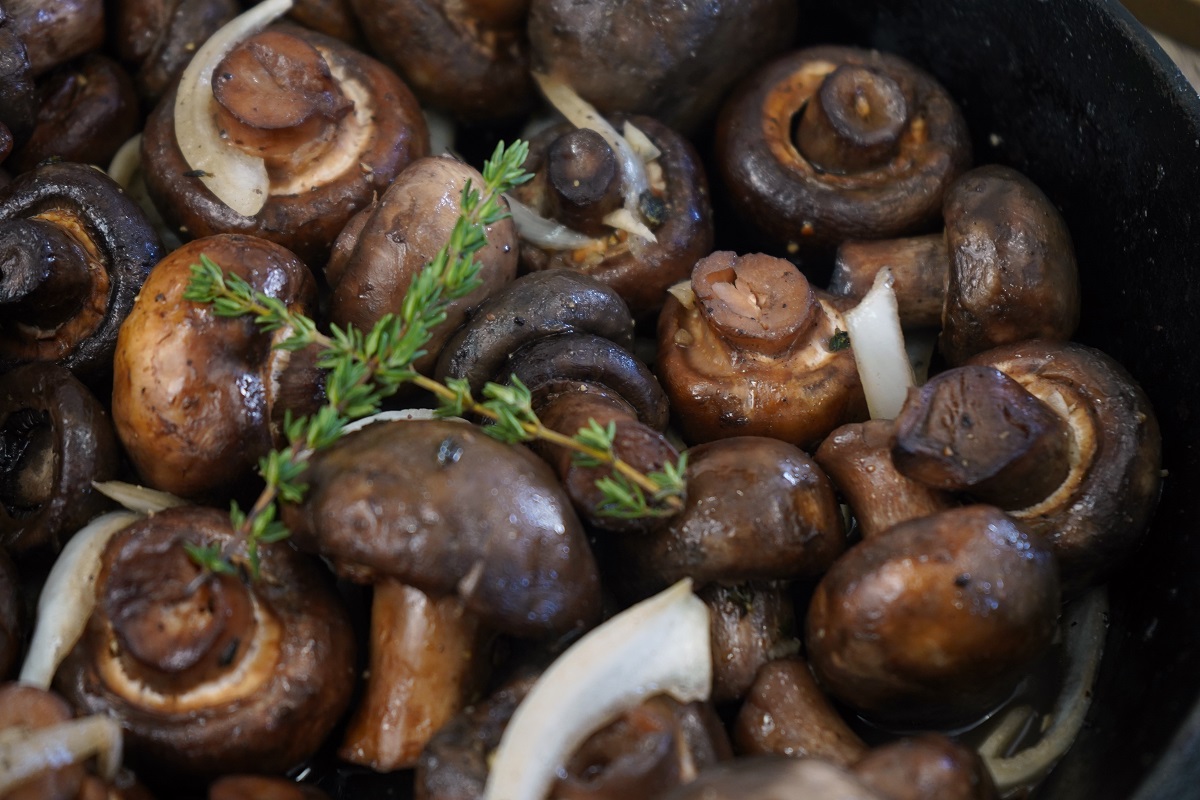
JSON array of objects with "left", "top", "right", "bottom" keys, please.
[{"left": 1124, "top": 0, "right": 1200, "bottom": 86}]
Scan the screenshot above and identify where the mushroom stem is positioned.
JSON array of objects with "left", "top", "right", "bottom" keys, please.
[
  {"left": 546, "top": 128, "right": 623, "bottom": 237},
  {"left": 339, "top": 579, "right": 481, "bottom": 771},
  {"left": 0, "top": 714, "right": 123, "bottom": 793},
  {"left": 830, "top": 233, "right": 950, "bottom": 328},
  {"left": 692, "top": 251, "right": 817, "bottom": 356},
  {"left": 795, "top": 64, "right": 909, "bottom": 174},
  {"left": 0, "top": 218, "right": 92, "bottom": 327}
]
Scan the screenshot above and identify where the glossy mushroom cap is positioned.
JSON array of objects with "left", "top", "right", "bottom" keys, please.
[
  {"left": 142, "top": 24, "right": 428, "bottom": 267},
  {"left": 209, "top": 776, "right": 330, "bottom": 800},
  {"left": 114, "top": 0, "right": 241, "bottom": 103},
  {"left": 0, "top": 162, "right": 162, "bottom": 381},
  {"left": 512, "top": 115, "right": 714, "bottom": 316},
  {"left": 700, "top": 582, "right": 798, "bottom": 705},
  {"left": 55, "top": 506, "right": 356, "bottom": 776},
  {"left": 528, "top": 0, "right": 797, "bottom": 134},
  {"left": 851, "top": 734, "right": 999, "bottom": 800},
  {"left": 112, "top": 234, "right": 322, "bottom": 500},
  {"left": 0, "top": 363, "right": 119, "bottom": 554},
  {"left": 1, "top": 0, "right": 103, "bottom": 78},
  {"left": 282, "top": 419, "right": 603, "bottom": 638},
  {"left": 327, "top": 156, "right": 519, "bottom": 373},
  {"left": 657, "top": 251, "right": 866, "bottom": 449},
  {"left": 805, "top": 505, "right": 1060, "bottom": 727},
  {"left": 716, "top": 46, "right": 971, "bottom": 262}
]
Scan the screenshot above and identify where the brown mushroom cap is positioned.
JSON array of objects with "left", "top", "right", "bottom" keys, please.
[
  {"left": 2, "top": 0, "right": 103, "bottom": 78},
  {"left": 326, "top": 156, "right": 519, "bottom": 373},
  {"left": 0, "top": 683, "right": 87, "bottom": 800},
  {"left": 528, "top": 0, "right": 798, "bottom": 134},
  {"left": 851, "top": 734, "right": 999, "bottom": 800},
  {"left": 114, "top": 0, "right": 241, "bottom": 104},
  {"left": 55, "top": 505, "right": 356, "bottom": 776},
  {"left": 112, "top": 234, "right": 320, "bottom": 499},
  {"left": 282, "top": 419, "right": 602, "bottom": 638},
  {"left": 700, "top": 581, "right": 797, "bottom": 705},
  {"left": 715, "top": 46, "right": 971, "bottom": 260},
  {"left": 966, "top": 339, "right": 1162, "bottom": 593},
  {"left": 513, "top": 115, "right": 714, "bottom": 316},
  {"left": 0, "top": 363, "right": 119, "bottom": 554},
  {"left": 0, "top": 162, "right": 162, "bottom": 381},
  {"left": 209, "top": 776, "right": 330, "bottom": 800},
  {"left": 141, "top": 24, "right": 428, "bottom": 267},
  {"left": 656, "top": 252, "right": 866, "bottom": 449},
  {"left": 0, "top": 14, "right": 37, "bottom": 144},
  {"left": 940, "top": 166, "right": 1080, "bottom": 364},
  {"left": 658, "top": 756, "right": 885, "bottom": 800},
  {"left": 614, "top": 436, "right": 846, "bottom": 595},
  {"left": 348, "top": 0, "right": 534, "bottom": 123},
  {"left": 805, "top": 505, "right": 1060, "bottom": 727}
]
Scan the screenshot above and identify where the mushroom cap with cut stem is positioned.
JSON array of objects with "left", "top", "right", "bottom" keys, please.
[
  {"left": 55, "top": 505, "right": 356, "bottom": 777},
  {"left": 282, "top": 418, "right": 603, "bottom": 638}
]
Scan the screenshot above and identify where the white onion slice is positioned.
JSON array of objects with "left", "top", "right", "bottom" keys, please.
[
  {"left": 484, "top": 579, "right": 711, "bottom": 800},
  {"left": 19, "top": 511, "right": 142, "bottom": 690},
  {"left": 622, "top": 121, "right": 662, "bottom": 162},
  {"left": 844, "top": 267, "right": 915, "bottom": 420},
  {"left": 423, "top": 109, "right": 457, "bottom": 158},
  {"left": 174, "top": 0, "right": 294, "bottom": 217},
  {"left": 106, "top": 134, "right": 142, "bottom": 188},
  {"left": 93, "top": 480, "right": 188, "bottom": 515},
  {"left": 507, "top": 195, "right": 598, "bottom": 250},
  {"left": 602, "top": 207, "right": 658, "bottom": 243},
  {"left": 342, "top": 409, "right": 468, "bottom": 434},
  {"left": 667, "top": 280, "right": 695, "bottom": 310},
  {"left": 981, "top": 588, "right": 1108, "bottom": 793},
  {"left": 533, "top": 72, "right": 653, "bottom": 237},
  {"left": 0, "top": 715, "right": 124, "bottom": 793}
]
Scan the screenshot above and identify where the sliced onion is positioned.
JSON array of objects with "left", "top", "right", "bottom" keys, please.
[
  {"left": 667, "top": 280, "right": 696, "bottom": 310},
  {"left": 342, "top": 409, "right": 467, "bottom": 434},
  {"left": 484, "top": 579, "right": 711, "bottom": 800},
  {"left": 0, "top": 715, "right": 124, "bottom": 792},
  {"left": 507, "top": 194, "right": 598, "bottom": 250},
  {"left": 980, "top": 588, "right": 1108, "bottom": 793},
  {"left": 106, "top": 134, "right": 142, "bottom": 188},
  {"left": 19, "top": 511, "right": 143, "bottom": 690},
  {"left": 174, "top": 0, "right": 294, "bottom": 217},
  {"left": 93, "top": 480, "right": 188, "bottom": 515},
  {"left": 602, "top": 207, "right": 658, "bottom": 243},
  {"left": 622, "top": 120, "right": 662, "bottom": 162},
  {"left": 533, "top": 72, "right": 654, "bottom": 238},
  {"left": 844, "top": 267, "right": 915, "bottom": 420},
  {"left": 423, "top": 109, "right": 457, "bottom": 158}
]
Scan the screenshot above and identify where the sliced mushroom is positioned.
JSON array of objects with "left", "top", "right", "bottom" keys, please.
[
  {"left": 0, "top": 363, "right": 119, "bottom": 555},
  {"left": 55, "top": 505, "right": 356, "bottom": 776},
  {"left": 715, "top": 46, "right": 971, "bottom": 263},
  {"left": 112, "top": 234, "right": 323, "bottom": 500},
  {"left": 829, "top": 165, "right": 1080, "bottom": 365},
  {"left": 0, "top": 162, "right": 162, "bottom": 381},
  {"left": 141, "top": 19, "right": 428, "bottom": 267},
  {"left": 656, "top": 251, "right": 866, "bottom": 449},
  {"left": 805, "top": 505, "right": 1060, "bottom": 728}
]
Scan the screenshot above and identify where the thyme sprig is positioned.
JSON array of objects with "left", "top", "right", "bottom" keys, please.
[{"left": 182, "top": 141, "right": 685, "bottom": 579}]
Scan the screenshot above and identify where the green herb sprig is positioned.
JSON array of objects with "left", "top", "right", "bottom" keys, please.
[{"left": 183, "top": 141, "right": 686, "bottom": 579}]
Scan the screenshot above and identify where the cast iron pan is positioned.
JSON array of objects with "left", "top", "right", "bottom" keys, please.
[{"left": 309, "top": 1, "right": 1200, "bottom": 797}]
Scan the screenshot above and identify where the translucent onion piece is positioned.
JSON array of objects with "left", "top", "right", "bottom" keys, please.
[
  {"left": 174, "top": 0, "right": 294, "bottom": 217},
  {"left": 484, "top": 579, "right": 711, "bottom": 800},
  {"left": 19, "top": 511, "right": 143, "bottom": 689},
  {"left": 92, "top": 480, "right": 188, "bottom": 515},
  {"left": 423, "top": 109, "right": 456, "bottom": 157},
  {"left": 667, "top": 280, "right": 696, "bottom": 310},
  {"left": 0, "top": 715, "right": 123, "bottom": 793},
  {"left": 533, "top": 72, "right": 653, "bottom": 237},
  {"left": 602, "top": 207, "right": 658, "bottom": 243},
  {"left": 507, "top": 194, "right": 598, "bottom": 250},
  {"left": 107, "top": 134, "right": 142, "bottom": 188},
  {"left": 622, "top": 120, "right": 662, "bottom": 162},
  {"left": 981, "top": 588, "right": 1108, "bottom": 793},
  {"left": 107, "top": 135, "right": 185, "bottom": 251},
  {"left": 844, "top": 267, "right": 915, "bottom": 420}
]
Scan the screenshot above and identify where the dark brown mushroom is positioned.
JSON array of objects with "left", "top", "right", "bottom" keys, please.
[
  {"left": 0, "top": 550, "right": 19, "bottom": 680},
  {"left": 113, "top": 0, "right": 240, "bottom": 104},
  {"left": 0, "top": 161, "right": 162, "bottom": 382},
  {"left": 700, "top": 582, "right": 798, "bottom": 705},
  {"left": 286, "top": 0, "right": 361, "bottom": 42},
  {"left": 612, "top": 436, "right": 846, "bottom": 598},
  {"left": 805, "top": 505, "right": 1060, "bottom": 728},
  {"left": 0, "top": 123, "right": 11, "bottom": 167},
  {"left": 0, "top": 363, "right": 119, "bottom": 555},
  {"left": 326, "top": 156, "right": 519, "bottom": 374},
  {"left": 966, "top": 339, "right": 1162, "bottom": 593},
  {"left": 0, "top": 11, "right": 37, "bottom": 145},
  {"left": 528, "top": 0, "right": 798, "bottom": 134},
  {"left": 55, "top": 505, "right": 356, "bottom": 777},
  {"left": 815, "top": 419, "right": 956, "bottom": 540},
  {"left": 111, "top": 234, "right": 323, "bottom": 500},
  {"left": 141, "top": 23, "right": 428, "bottom": 267},
  {"left": 347, "top": 0, "right": 534, "bottom": 122},
  {"left": 829, "top": 165, "right": 1080, "bottom": 365},
  {"left": 7, "top": 55, "right": 138, "bottom": 175},
  {"left": 890, "top": 365, "right": 1074, "bottom": 510},
  {"left": 209, "top": 776, "right": 330, "bottom": 800},
  {"left": 733, "top": 656, "right": 867, "bottom": 766},
  {"left": 656, "top": 251, "right": 866, "bottom": 449},
  {"left": 511, "top": 115, "right": 714, "bottom": 316},
  {"left": 658, "top": 756, "right": 885, "bottom": 800},
  {"left": 851, "top": 734, "right": 999, "bottom": 800},
  {"left": 1, "top": 0, "right": 103, "bottom": 78},
  {"left": 552, "top": 696, "right": 732, "bottom": 800},
  {"left": 715, "top": 46, "right": 971, "bottom": 262},
  {"left": 434, "top": 269, "right": 635, "bottom": 396}
]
